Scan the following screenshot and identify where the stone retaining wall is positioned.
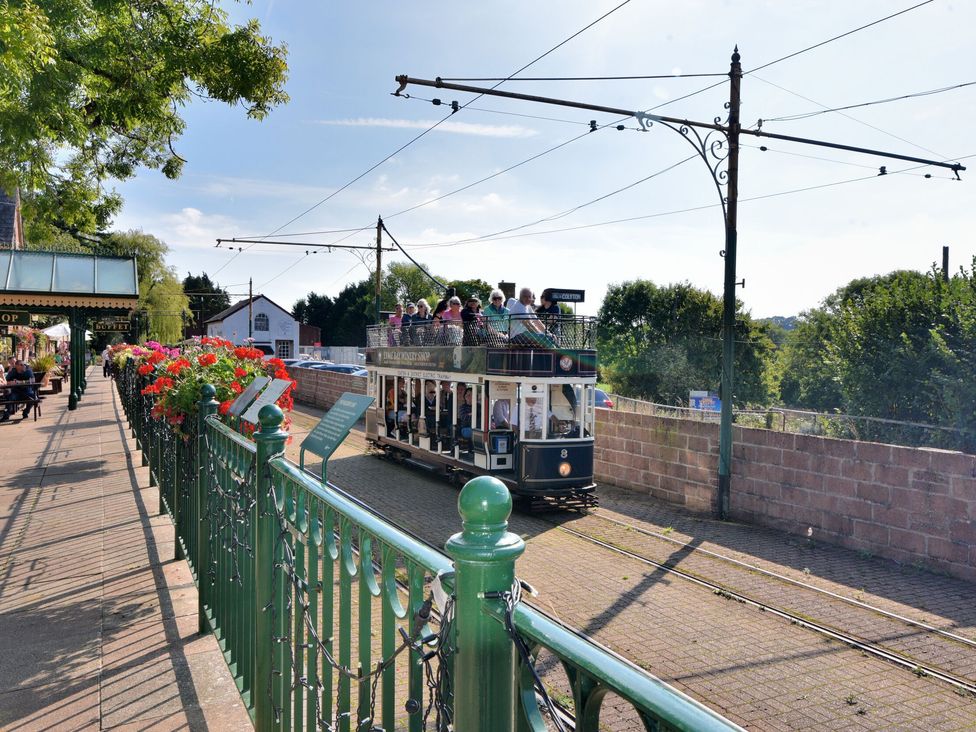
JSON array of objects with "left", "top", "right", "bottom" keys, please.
[{"left": 595, "top": 409, "right": 976, "bottom": 583}]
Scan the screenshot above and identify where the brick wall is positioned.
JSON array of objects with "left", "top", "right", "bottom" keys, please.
[
  {"left": 595, "top": 409, "right": 976, "bottom": 583},
  {"left": 286, "top": 366, "right": 366, "bottom": 411}
]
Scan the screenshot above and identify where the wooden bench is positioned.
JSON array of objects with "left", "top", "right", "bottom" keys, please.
[{"left": 0, "top": 395, "right": 41, "bottom": 422}]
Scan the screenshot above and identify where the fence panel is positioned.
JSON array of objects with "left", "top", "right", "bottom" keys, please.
[{"left": 113, "top": 362, "right": 741, "bottom": 732}]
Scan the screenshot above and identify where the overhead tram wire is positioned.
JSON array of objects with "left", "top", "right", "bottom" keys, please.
[
  {"left": 745, "top": 0, "right": 936, "bottom": 75},
  {"left": 403, "top": 152, "right": 975, "bottom": 250},
  {"left": 751, "top": 75, "right": 952, "bottom": 160},
  {"left": 759, "top": 80, "right": 976, "bottom": 123},
  {"left": 247, "top": 0, "right": 637, "bottom": 252},
  {"left": 376, "top": 0, "right": 943, "bottom": 246},
  {"left": 379, "top": 223, "right": 448, "bottom": 291},
  {"left": 438, "top": 72, "right": 727, "bottom": 82},
  {"left": 405, "top": 153, "right": 700, "bottom": 250},
  {"left": 234, "top": 3, "right": 937, "bottom": 272}
]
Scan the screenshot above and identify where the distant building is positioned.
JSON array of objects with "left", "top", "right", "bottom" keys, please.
[
  {"left": 0, "top": 187, "right": 25, "bottom": 249},
  {"left": 205, "top": 295, "right": 298, "bottom": 358}
]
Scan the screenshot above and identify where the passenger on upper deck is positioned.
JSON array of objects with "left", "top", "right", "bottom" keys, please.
[
  {"left": 484, "top": 289, "right": 509, "bottom": 328},
  {"left": 461, "top": 296, "right": 484, "bottom": 345},
  {"left": 509, "top": 287, "right": 555, "bottom": 348},
  {"left": 537, "top": 292, "right": 561, "bottom": 316},
  {"left": 389, "top": 303, "right": 403, "bottom": 328},
  {"left": 441, "top": 296, "right": 463, "bottom": 322},
  {"left": 413, "top": 299, "right": 431, "bottom": 341}
]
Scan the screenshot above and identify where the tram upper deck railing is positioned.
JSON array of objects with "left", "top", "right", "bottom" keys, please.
[{"left": 366, "top": 313, "right": 597, "bottom": 351}]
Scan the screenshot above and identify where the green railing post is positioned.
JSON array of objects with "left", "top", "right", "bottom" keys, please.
[
  {"left": 446, "top": 476, "right": 525, "bottom": 732},
  {"left": 197, "top": 384, "right": 219, "bottom": 635},
  {"left": 254, "top": 403, "right": 288, "bottom": 731}
]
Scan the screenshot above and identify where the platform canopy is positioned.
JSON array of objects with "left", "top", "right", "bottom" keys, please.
[
  {"left": 0, "top": 249, "right": 139, "bottom": 410},
  {"left": 0, "top": 249, "right": 138, "bottom": 310}
]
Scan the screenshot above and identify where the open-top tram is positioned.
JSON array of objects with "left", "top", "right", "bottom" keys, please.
[{"left": 364, "top": 314, "right": 599, "bottom": 510}]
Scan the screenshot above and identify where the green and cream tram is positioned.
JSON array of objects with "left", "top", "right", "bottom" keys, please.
[{"left": 364, "top": 315, "right": 599, "bottom": 509}]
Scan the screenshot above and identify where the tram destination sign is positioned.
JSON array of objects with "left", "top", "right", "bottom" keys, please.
[
  {"left": 542, "top": 288, "right": 584, "bottom": 303},
  {"left": 227, "top": 375, "right": 270, "bottom": 417},
  {"left": 0, "top": 310, "right": 30, "bottom": 326},
  {"left": 241, "top": 378, "right": 292, "bottom": 424},
  {"left": 371, "top": 346, "right": 486, "bottom": 374},
  {"left": 301, "top": 392, "right": 374, "bottom": 478}
]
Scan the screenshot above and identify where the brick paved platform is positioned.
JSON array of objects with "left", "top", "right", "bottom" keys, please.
[
  {"left": 0, "top": 371, "right": 250, "bottom": 731},
  {"left": 286, "top": 402, "right": 976, "bottom": 731}
]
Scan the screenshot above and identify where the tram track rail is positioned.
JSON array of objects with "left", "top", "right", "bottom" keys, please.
[
  {"left": 294, "top": 428, "right": 976, "bottom": 701},
  {"left": 586, "top": 509, "right": 976, "bottom": 651},
  {"left": 549, "top": 518, "right": 976, "bottom": 697}
]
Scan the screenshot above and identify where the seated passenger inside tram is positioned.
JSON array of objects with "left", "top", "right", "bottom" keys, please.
[
  {"left": 385, "top": 378, "right": 408, "bottom": 434},
  {"left": 457, "top": 386, "right": 473, "bottom": 441},
  {"left": 421, "top": 380, "right": 438, "bottom": 435}
]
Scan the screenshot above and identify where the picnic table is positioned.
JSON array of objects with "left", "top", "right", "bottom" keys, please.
[{"left": 0, "top": 381, "right": 44, "bottom": 421}]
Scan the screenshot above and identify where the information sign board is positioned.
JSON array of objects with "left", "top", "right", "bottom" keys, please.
[
  {"left": 241, "top": 378, "right": 292, "bottom": 424},
  {"left": 227, "top": 376, "right": 270, "bottom": 417},
  {"left": 690, "top": 394, "right": 722, "bottom": 412},
  {"left": 92, "top": 320, "right": 131, "bottom": 332},
  {"left": 301, "top": 393, "right": 374, "bottom": 476},
  {"left": 0, "top": 310, "right": 30, "bottom": 326}
]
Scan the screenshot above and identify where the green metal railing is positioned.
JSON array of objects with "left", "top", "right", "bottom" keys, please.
[{"left": 115, "top": 361, "right": 742, "bottom": 732}]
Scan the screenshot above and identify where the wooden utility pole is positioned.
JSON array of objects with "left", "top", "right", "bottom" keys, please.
[
  {"left": 943, "top": 245, "right": 950, "bottom": 282},
  {"left": 375, "top": 216, "right": 383, "bottom": 325}
]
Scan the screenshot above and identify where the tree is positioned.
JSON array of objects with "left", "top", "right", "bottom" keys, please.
[
  {"left": 182, "top": 272, "right": 230, "bottom": 326},
  {"left": 292, "top": 292, "right": 334, "bottom": 333},
  {"left": 445, "top": 278, "right": 493, "bottom": 305},
  {"left": 325, "top": 280, "right": 373, "bottom": 346},
  {"left": 1, "top": 0, "right": 288, "bottom": 241},
  {"left": 102, "top": 230, "right": 190, "bottom": 343},
  {"left": 597, "top": 280, "right": 774, "bottom": 406},
  {"left": 775, "top": 264, "right": 976, "bottom": 450},
  {"left": 382, "top": 262, "right": 440, "bottom": 309}
]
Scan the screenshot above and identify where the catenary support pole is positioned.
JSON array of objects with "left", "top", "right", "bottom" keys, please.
[
  {"left": 943, "top": 246, "right": 950, "bottom": 282},
  {"left": 375, "top": 216, "right": 383, "bottom": 325},
  {"left": 718, "top": 49, "right": 742, "bottom": 520}
]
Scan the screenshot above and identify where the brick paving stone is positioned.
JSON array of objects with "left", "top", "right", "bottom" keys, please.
[
  {"left": 282, "top": 404, "right": 976, "bottom": 731},
  {"left": 0, "top": 371, "right": 251, "bottom": 731}
]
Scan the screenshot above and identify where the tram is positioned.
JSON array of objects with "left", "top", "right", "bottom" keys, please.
[{"left": 364, "top": 313, "right": 599, "bottom": 510}]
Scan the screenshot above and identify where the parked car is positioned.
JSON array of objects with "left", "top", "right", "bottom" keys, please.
[
  {"left": 573, "top": 386, "right": 614, "bottom": 410},
  {"left": 311, "top": 363, "right": 368, "bottom": 376},
  {"left": 594, "top": 388, "right": 614, "bottom": 409},
  {"left": 292, "top": 360, "right": 333, "bottom": 369}
]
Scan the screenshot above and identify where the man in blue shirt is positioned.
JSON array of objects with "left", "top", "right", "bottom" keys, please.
[{"left": 1, "top": 360, "right": 36, "bottom": 422}]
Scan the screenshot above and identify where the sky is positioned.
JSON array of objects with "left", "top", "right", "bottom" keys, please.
[{"left": 112, "top": 0, "right": 976, "bottom": 319}]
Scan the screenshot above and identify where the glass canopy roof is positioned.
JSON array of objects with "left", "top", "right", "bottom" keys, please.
[{"left": 0, "top": 250, "right": 138, "bottom": 296}]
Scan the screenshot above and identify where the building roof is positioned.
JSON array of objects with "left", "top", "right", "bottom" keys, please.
[
  {"left": 0, "top": 188, "right": 23, "bottom": 248},
  {"left": 0, "top": 249, "right": 139, "bottom": 310},
  {"left": 204, "top": 294, "right": 294, "bottom": 324}
]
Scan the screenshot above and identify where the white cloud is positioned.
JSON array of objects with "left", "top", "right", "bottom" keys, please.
[
  {"left": 316, "top": 118, "right": 538, "bottom": 138},
  {"left": 158, "top": 207, "right": 240, "bottom": 250}
]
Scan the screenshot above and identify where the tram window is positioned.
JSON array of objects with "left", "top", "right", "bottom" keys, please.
[
  {"left": 522, "top": 384, "right": 547, "bottom": 440},
  {"left": 548, "top": 383, "right": 581, "bottom": 438},
  {"left": 489, "top": 381, "right": 517, "bottom": 430}
]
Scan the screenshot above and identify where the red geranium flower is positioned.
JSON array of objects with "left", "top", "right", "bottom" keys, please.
[
  {"left": 230, "top": 381, "right": 242, "bottom": 394},
  {"left": 234, "top": 367, "right": 248, "bottom": 378},
  {"left": 198, "top": 353, "right": 217, "bottom": 367},
  {"left": 218, "top": 400, "right": 233, "bottom": 415},
  {"left": 137, "top": 364, "right": 153, "bottom": 376}
]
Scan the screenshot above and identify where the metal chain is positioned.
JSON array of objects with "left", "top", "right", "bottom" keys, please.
[
  {"left": 264, "top": 468, "right": 449, "bottom": 731},
  {"left": 202, "top": 428, "right": 256, "bottom": 585},
  {"left": 487, "top": 581, "right": 567, "bottom": 732}
]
